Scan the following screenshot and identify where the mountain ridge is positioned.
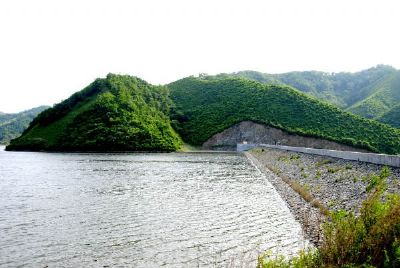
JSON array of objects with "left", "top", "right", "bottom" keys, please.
[{"left": 217, "top": 65, "right": 400, "bottom": 124}]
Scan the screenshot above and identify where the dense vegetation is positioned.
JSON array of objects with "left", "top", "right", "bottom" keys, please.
[
  {"left": 169, "top": 76, "right": 400, "bottom": 154},
  {"left": 8, "top": 70, "right": 400, "bottom": 153},
  {"left": 348, "top": 71, "right": 400, "bottom": 120},
  {"left": 258, "top": 168, "right": 400, "bottom": 268},
  {"left": 0, "top": 106, "right": 48, "bottom": 144},
  {"left": 7, "top": 74, "right": 181, "bottom": 151},
  {"left": 221, "top": 65, "right": 400, "bottom": 120},
  {"left": 378, "top": 104, "right": 400, "bottom": 128}
]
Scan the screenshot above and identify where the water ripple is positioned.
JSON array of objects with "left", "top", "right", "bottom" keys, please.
[{"left": 0, "top": 150, "right": 309, "bottom": 267}]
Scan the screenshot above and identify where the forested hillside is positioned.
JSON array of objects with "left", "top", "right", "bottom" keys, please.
[
  {"left": 169, "top": 76, "right": 400, "bottom": 154},
  {"left": 7, "top": 74, "right": 182, "bottom": 151},
  {"left": 347, "top": 70, "right": 400, "bottom": 119},
  {"left": 8, "top": 72, "right": 400, "bottom": 153},
  {"left": 222, "top": 65, "right": 400, "bottom": 121},
  {"left": 0, "top": 106, "right": 48, "bottom": 144},
  {"left": 377, "top": 104, "right": 400, "bottom": 128}
]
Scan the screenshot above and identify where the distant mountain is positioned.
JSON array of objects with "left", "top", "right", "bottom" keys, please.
[
  {"left": 169, "top": 76, "right": 400, "bottom": 154},
  {"left": 221, "top": 65, "right": 400, "bottom": 121},
  {"left": 0, "top": 106, "right": 49, "bottom": 144},
  {"left": 377, "top": 104, "right": 400, "bottom": 128},
  {"left": 346, "top": 70, "right": 400, "bottom": 119},
  {"left": 7, "top": 74, "right": 182, "bottom": 151}
]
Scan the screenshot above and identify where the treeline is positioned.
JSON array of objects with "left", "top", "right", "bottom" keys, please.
[{"left": 378, "top": 104, "right": 400, "bottom": 128}]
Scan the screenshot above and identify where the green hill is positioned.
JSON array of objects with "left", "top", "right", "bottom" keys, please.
[
  {"left": 377, "top": 104, "right": 400, "bottom": 128},
  {"left": 347, "top": 70, "right": 400, "bottom": 119},
  {"left": 7, "top": 74, "right": 182, "bottom": 151},
  {"left": 8, "top": 73, "right": 400, "bottom": 154},
  {"left": 0, "top": 106, "right": 49, "bottom": 144},
  {"left": 169, "top": 76, "right": 400, "bottom": 154},
  {"left": 222, "top": 65, "right": 399, "bottom": 120}
]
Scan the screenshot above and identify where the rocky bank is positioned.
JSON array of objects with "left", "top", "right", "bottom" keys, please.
[
  {"left": 247, "top": 147, "right": 400, "bottom": 246},
  {"left": 203, "top": 121, "right": 367, "bottom": 152}
]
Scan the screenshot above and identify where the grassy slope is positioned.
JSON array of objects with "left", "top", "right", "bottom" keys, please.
[
  {"left": 7, "top": 74, "right": 182, "bottom": 151},
  {"left": 169, "top": 76, "right": 400, "bottom": 154},
  {"left": 0, "top": 106, "right": 49, "bottom": 144},
  {"left": 11, "top": 99, "right": 96, "bottom": 149}
]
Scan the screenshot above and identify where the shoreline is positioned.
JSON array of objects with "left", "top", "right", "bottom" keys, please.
[
  {"left": 246, "top": 147, "right": 400, "bottom": 247},
  {"left": 245, "top": 151, "right": 324, "bottom": 246},
  {"left": 2, "top": 148, "right": 237, "bottom": 154}
]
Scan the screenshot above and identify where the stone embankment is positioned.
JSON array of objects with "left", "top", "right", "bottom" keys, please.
[{"left": 247, "top": 147, "right": 400, "bottom": 246}]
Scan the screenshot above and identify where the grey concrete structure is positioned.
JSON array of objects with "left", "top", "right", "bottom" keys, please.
[{"left": 237, "top": 143, "right": 400, "bottom": 167}]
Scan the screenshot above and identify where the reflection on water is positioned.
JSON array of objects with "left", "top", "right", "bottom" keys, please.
[{"left": 0, "top": 148, "right": 309, "bottom": 267}]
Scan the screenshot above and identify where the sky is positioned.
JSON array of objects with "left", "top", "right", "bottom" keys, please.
[{"left": 0, "top": 0, "right": 399, "bottom": 113}]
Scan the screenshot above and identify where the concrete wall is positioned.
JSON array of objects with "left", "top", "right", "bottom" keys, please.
[
  {"left": 238, "top": 143, "right": 400, "bottom": 168},
  {"left": 237, "top": 144, "right": 257, "bottom": 152}
]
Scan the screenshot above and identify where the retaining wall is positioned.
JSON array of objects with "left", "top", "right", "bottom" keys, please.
[{"left": 238, "top": 143, "right": 400, "bottom": 167}]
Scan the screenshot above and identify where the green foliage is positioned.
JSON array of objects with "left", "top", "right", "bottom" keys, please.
[
  {"left": 316, "top": 159, "right": 332, "bottom": 167},
  {"left": 7, "top": 74, "right": 182, "bottom": 151},
  {"left": 216, "top": 70, "right": 283, "bottom": 85},
  {"left": 257, "top": 250, "right": 321, "bottom": 268},
  {"left": 0, "top": 106, "right": 48, "bottom": 144},
  {"left": 7, "top": 99, "right": 98, "bottom": 150},
  {"left": 345, "top": 164, "right": 353, "bottom": 170},
  {"left": 301, "top": 173, "right": 309, "bottom": 179},
  {"left": 225, "top": 65, "right": 397, "bottom": 113},
  {"left": 278, "top": 156, "right": 290, "bottom": 163},
  {"left": 290, "top": 154, "right": 301, "bottom": 160},
  {"left": 365, "top": 166, "right": 390, "bottom": 193},
  {"left": 258, "top": 167, "right": 400, "bottom": 268},
  {"left": 225, "top": 65, "right": 400, "bottom": 121},
  {"left": 327, "top": 167, "right": 341, "bottom": 174},
  {"left": 377, "top": 104, "right": 400, "bottom": 128},
  {"left": 347, "top": 70, "right": 400, "bottom": 119},
  {"left": 28, "top": 78, "right": 109, "bottom": 129},
  {"left": 321, "top": 167, "right": 400, "bottom": 267},
  {"left": 8, "top": 68, "right": 400, "bottom": 152},
  {"left": 169, "top": 76, "right": 400, "bottom": 154}
]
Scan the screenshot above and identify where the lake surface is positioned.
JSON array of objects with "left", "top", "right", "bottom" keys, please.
[{"left": 0, "top": 146, "right": 309, "bottom": 267}]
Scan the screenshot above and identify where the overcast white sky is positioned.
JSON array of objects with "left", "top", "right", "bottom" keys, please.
[{"left": 0, "top": 0, "right": 399, "bottom": 113}]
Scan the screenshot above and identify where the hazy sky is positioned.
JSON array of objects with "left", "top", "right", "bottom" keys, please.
[{"left": 1, "top": 0, "right": 399, "bottom": 113}]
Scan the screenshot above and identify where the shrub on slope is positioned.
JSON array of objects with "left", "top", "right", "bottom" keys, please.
[{"left": 378, "top": 104, "right": 400, "bottom": 128}]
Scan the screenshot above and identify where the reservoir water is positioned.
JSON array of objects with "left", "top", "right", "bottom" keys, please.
[{"left": 0, "top": 146, "right": 309, "bottom": 267}]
